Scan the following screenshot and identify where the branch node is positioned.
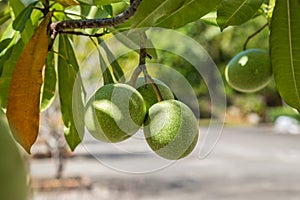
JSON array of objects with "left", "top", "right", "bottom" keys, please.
[{"left": 50, "top": 0, "right": 142, "bottom": 34}]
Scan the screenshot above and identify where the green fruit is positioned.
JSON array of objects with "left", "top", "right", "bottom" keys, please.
[
  {"left": 85, "top": 83, "right": 146, "bottom": 143},
  {"left": 0, "top": 113, "right": 28, "bottom": 200},
  {"left": 144, "top": 100, "right": 199, "bottom": 160},
  {"left": 225, "top": 48, "right": 272, "bottom": 93},
  {"left": 136, "top": 77, "right": 174, "bottom": 110}
]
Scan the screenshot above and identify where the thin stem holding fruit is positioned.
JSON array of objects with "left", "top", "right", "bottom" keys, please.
[
  {"left": 145, "top": 73, "right": 163, "bottom": 102},
  {"left": 139, "top": 32, "right": 163, "bottom": 102},
  {"left": 58, "top": 31, "right": 105, "bottom": 37},
  {"left": 129, "top": 32, "right": 147, "bottom": 87},
  {"left": 243, "top": 23, "right": 269, "bottom": 50},
  {"left": 129, "top": 66, "right": 143, "bottom": 87}
]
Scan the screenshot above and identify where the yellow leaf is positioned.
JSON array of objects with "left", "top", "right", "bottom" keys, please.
[
  {"left": 6, "top": 13, "right": 52, "bottom": 153},
  {"left": 54, "top": 0, "right": 80, "bottom": 7}
]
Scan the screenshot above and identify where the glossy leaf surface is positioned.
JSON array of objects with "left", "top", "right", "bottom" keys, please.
[{"left": 270, "top": 0, "right": 300, "bottom": 111}]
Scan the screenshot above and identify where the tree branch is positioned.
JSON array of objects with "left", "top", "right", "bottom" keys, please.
[
  {"left": 50, "top": 0, "right": 142, "bottom": 37},
  {"left": 59, "top": 30, "right": 105, "bottom": 37},
  {"left": 129, "top": 32, "right": 147, "bottom": 87},
  {"left": 129, "top": 32, "right": 163, "bottom": 102}
]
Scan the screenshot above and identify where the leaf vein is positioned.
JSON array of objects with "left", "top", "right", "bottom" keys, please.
[
  {"left": 287, "top": 0, "right": 300, "bottom": 103},
  {"left": 135, "top": 0, "right": 171, "bottom": 27},
  {"left": 156, "top": 0, "right": 195, "bottom": 26},
  {"left": 223, "top": 0, "right": 248, "bottom": 28}
]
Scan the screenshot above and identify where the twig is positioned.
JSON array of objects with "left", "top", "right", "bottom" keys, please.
[
  {"left": 140, "top": 33, "right": 162, "bottom": 102},
  {"left": 145, "top": 74, "right": 163, "bottom": 102},
  {"left": 129, "top": 32, "right": 147, "bottom": 87},
  {"left": 50, "top": 0, "right": 142, "bottom": 38},
  {"left": 59, "top": 30, "right": 105, "bottom": 37},
  {"left": 129, "top": 65, "right": 143, "bottom": 87},
  {"left": 139, "top": 32, "right": 147, "bottom": 66},
  {"left": 129, "top": 32, "right": 163, "bottom": 102},
  {"left": 243, "top": 23, "right": 268, "bottom": 50}
]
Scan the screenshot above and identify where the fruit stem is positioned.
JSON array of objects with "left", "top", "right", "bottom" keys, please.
[
  {"left": 139, "top": 32, "right": 163, "bottom": 102},
  {"left": 129, "top": 65, "right": 143, "bottom": 87},
  {"left": 243, "top": 23, "right": 268, "bottom": 50},
  {"left": 129, "top": 32, "right": 163, "bottom": 102},
  {"left": 129, "top": 31, "right": 148, "bottom": 87},
  {"left": 145, "top": 73, "right": 163, "bottom": 102}
]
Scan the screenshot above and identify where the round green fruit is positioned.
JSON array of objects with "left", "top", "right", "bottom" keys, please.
[
  {"left": 85, "top": 83, "right": 146, "bottom": 143},
  {"left": 225, "top": 48, "right": 272, "bottom": 93},
  {"left": 144, "top": 100, "right": 199, "bottom": 160},
  {"left": 0, "top": 113, "right": 28, "bottom": 200},
  {"left": 136, "top": 77, "right": 174, "bottom": 110}
]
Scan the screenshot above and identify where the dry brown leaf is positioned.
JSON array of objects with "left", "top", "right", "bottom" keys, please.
[{"left": 6, "top": 12, "right": 52, "bottom": 153}]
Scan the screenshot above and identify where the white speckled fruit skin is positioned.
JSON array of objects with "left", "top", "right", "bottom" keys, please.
[
  {"left": 85, "top": 83, "right": 146, "bottom": 143},
  {"left": 136, "top": 77, "right": 174, "bottom": 111},
  {"left": 225, "top": 48, "right": 272, "bottom": 93},
  {"left": 144, "top": 100, "right": 199, "bottom": 160}
]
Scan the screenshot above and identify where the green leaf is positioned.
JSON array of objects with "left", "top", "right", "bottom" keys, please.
[
  {"left": 112, "top": 30, "right": 157, "bottom": 60},
  {"left": 41, "top": 52, "right": 56, "bottom": 111},
  {"left": 9, "top": 0, "right": 34, "bottom": 43},
  {"left": 12, "top": 1, "right": 37, "bottom": 32},
  {"left": 111, "top": 1, "right": 128, "bottom": 15},
  {"left": 0, "top": 48, "right": 12, "bottom": 77},
  {"left": 58, "top": 35, "right": 84, "bottom": 150},
  {"left": 98, "top": 38, "right": 125, "bottom": 82},
  {"left": 0, "top": 38, "right": 12, "bottom": 55},
  {"left": 78, "top": 0, "right": 94, "bottom": 4},
  {"left": 93, "top": 5, "right": 111, "bottom": 18},
  {"left": 201, "top": 12, "right": 218, "bottom": 26},
  {"left": 0, "top": 112, "right": 28, "bottom": 200},
  {"left": 156, "top": 0, "right": 221, "bottom": 29},
  {"left": 0, "top": 38, "right": 13, "bottom": 76},
  {"left": 131, "top": 0, "right": 178, "bottom": 28},
  {"left": 270, "top": 0, "right": 300, "bottom": 111},
  {"left": 217, "top": 0, "right": 264, "bottom": 31},
  {"left": 80, "top": 3, "right": 92, "bottom": 16},
  {"left": 94, "top": 38, "right": 114, "bottom": 84},
  {"left": 104, "top": 4, "right": 113, "bottom": 16},
  {"left": 0, "top": 9, "right": 11, "bottom": 26},
  {"left": 1, "top": 23, "right": 15, "bottom": 41},
  {"left": 132, "top": 0, "right": 220, "bottom": 29},
  {"left": 94, "top": 0, "right": 123, "bottom": 6},
  {"left": 0, "top": 40, "right": 24, "bottom": 108},
  {"left": 8, "top": 0, "right": 25, "bottom": 16}
]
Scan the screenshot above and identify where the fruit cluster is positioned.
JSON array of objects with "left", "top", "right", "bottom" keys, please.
[{"left": 84, "top": 77, "right": 199, "bottom": 160}]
